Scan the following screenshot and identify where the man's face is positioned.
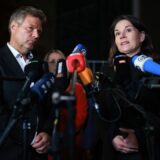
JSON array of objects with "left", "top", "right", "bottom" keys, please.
[{"left": 10, "top": 15, "right": 42, "bottom": 55}]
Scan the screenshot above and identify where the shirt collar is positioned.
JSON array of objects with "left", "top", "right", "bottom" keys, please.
[{"left": 7, "top": 42, "right": 33, "bottom": 60}]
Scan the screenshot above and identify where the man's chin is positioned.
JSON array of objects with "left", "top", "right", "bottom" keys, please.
[{"left": 27, "top": 45, "right": 34, "bottom": 51}]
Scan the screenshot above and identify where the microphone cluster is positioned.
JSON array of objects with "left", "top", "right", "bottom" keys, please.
[
  {"left": 66, "top": 43, "right": 94, "bottom": 88},
  {"left": 18, "top": 46, "right": 160, "bottom": 109},
  {"left": 15, "top": 59, "right": 47, "bottom": 105},
  {"left": 66, "top": 44, "right": 103, "bottom": 115}
]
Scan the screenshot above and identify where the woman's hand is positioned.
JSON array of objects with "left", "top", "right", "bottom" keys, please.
[{"left": 112, "top": 128, "right": 139, "bottom": 154}]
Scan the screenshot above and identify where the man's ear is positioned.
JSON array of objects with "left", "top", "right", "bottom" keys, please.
[{"left": 10, "top": 21, "right": 18, "bottom": 32}]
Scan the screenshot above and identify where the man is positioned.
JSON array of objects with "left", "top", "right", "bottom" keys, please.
[{"left": 0, "top": 6, "right": 52, "bottom": 160}]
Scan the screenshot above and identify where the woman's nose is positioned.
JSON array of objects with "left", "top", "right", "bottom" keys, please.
[{"left": 120, "top": 30, "right": 126, "bottom": 39}]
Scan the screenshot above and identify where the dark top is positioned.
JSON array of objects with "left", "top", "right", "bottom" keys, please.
[{"left": 94, "top": 53, "right": 160, "bottom": 159}]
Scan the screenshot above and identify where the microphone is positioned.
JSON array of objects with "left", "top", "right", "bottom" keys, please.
[
  {"left": 70, "top": 45, "right": 96, "bottom": 115},
  {"left": 66, "top": 53, "right": 86, "bottom": 73},
  {"left": 131, "top": 54, "right": 160, "bottom": 76},
  {"left": 79, "top": 67, "right": 93, "bottom": 85},
  {"left": 72, "top": 43, "right": 87, "bottom": 56},
  {"left": 76, "top": 44, "right": 94, "bottom": 92},
  {"left": 12, "top": 72, "right": 55, "bottom": 119},
  {"left": 74, "top": 43, "right": 94, "bottom": 86},
  {"left": 78, "top": 67, "right": 100, "bottom": 114},
  {"left": 78, "top": 67, "right": 95, "bottom": 96},
  {"left": 66, "top": 44, "right": 86, "bottom": 73},
  {"left": 55, "top": 59, "right": 68, "bottom": 78},
  {"left": 16, "top": 59, "right": 45, "bottom": 103},
  {"left": 72, "top": 43, "right": 88, "bottom": 65},
  {"left": 0, "top": 72, "right": 55, "bottom": 147},
  {"left": 54, "top": 59, "right": 69, "bottom": 92},
  {"left": 114, "top": 53, "right": 131, "bottom": 83},
  {"left": 31, "top": 72, "right": 55, "bottom": 101},
  {"left": 24, "top": 59, "right": 47, "bottom": 81}
]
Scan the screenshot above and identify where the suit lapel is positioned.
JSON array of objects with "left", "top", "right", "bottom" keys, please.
[{"left": 1, "top": 45, "right": 25, "bottom": 77}]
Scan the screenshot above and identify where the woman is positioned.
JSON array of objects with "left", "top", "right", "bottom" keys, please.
[
  {"left": 94, "top": 15, "right": 160, "bottom": 160},
  {"left": 107, "top": 15, "right": 160, "bottom": 160}
]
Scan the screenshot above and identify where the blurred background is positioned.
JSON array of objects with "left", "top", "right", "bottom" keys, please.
[{"left": 0, "top": 0, "right": 159, "bottom": 71}]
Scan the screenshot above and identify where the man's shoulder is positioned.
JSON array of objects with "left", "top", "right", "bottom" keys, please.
[
  {"left": 0, "top": 45, "right": 10, "bottom": 60},
  {"left": 0, "top": 44, "right": 9, "bottom": 54}
]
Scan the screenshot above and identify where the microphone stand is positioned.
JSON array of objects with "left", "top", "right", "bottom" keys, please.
[
  {"left": 0, "top": 97, "right": 31, "bottom": 160},
  {"left": 65, "top": 69, "right": 77, "bottom": 160},
  {"left": 49, "top": 102, "right": 60, "bottom": 160},
  {"left": 51, "top": 70, "right": 77, "bottom": 160},
  {"left": 22, "top": 118, "right": 31, "bottom": 160},
  {"left": 0, "top": 97, "right": 31, "bottom": 147},
  {"left": 110, "top": 87, "right": 160, "bottom": 160}
]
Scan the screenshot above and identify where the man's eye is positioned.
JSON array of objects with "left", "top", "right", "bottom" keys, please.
[{"left": 26, "top": 27, "right": 33, "bottom": 32}]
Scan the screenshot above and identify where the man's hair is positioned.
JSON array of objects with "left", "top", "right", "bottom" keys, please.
[{"left": 8, "top": 6, "right": 47, "bottom": 32}]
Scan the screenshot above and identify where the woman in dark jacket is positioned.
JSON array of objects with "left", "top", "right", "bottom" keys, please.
[{"left": 106, "top": 14, "right": 160, "bottom": 160}]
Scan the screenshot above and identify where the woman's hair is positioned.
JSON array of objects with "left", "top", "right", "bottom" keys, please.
[
  {"left": 109, "top": 15, "right": 154, "bottom": 57},
  {"left": 44, "top": 49, "right": 66, "bottom": 61}
]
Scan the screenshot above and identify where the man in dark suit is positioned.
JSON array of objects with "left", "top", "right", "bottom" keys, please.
[{"left": 0, "top": 6, "right": 52, "bottom": 160}]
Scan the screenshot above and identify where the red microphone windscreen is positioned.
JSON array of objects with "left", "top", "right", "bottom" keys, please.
[{"left": 66, "top": 53, "right": 86, "bottom": 73}]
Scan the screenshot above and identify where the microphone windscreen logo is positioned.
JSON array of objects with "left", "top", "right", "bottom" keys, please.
[
  {"left": 72, "top": 43, "right": 87, "bottom": 56},
  {"left": 55, "top": 59, "right": 67, "bottom": 78}
]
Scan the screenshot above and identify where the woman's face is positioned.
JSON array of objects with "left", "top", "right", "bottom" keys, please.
[
  {"left": 48, "top": 52, "right": 65, "bottom": 73},
  {"left": 114, "top": 19, "right": 145, "bottom": 57}
]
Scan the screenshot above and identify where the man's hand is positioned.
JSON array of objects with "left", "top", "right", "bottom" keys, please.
[{"left": 31, "top": 132, "right": 51, "bottom": 154}]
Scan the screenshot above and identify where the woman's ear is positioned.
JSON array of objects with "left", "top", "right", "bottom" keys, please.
[{"left": 140, "top": 31, "right": 145, "bottom": 42}]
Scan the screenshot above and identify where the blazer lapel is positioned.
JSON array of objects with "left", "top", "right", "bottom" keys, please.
[{"left": 1, "top": 45, "right": 25, "bottom": 77}]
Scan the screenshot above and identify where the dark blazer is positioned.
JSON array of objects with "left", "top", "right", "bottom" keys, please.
[{"left": 0, "top": 44, "right": 51, "bottom": 160}]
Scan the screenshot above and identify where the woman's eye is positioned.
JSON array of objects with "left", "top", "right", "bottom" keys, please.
[
  {"left": 126, "top": 28, "right": 132, "bottom": 32},
  {"left": 115, "top": 32, "right": 120, "bottom": 36}
]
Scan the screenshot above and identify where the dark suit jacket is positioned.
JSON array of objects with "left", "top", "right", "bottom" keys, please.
[{"left": 0, "top": 45, "right": 52, "bottom": 160}]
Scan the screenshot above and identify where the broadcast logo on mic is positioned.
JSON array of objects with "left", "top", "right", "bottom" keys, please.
[
  {"left": 72, "top": 43, "right": 87, "bottom": 56},
  {"left": 31, "top": 72, "right": 55, "bottom": 100},
  {"left": 132, "top": 54, "right": 160, "bottom": 76},
  {"left": 54, "top": 59, "right": 69, "bottom": 92}
]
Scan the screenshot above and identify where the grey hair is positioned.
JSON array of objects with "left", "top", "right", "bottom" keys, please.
[{"left": 8, "top": 6, "right": 47, "bottom": 32}]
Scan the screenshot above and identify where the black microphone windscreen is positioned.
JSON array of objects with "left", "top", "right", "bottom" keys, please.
[
  {"left": 114, "top": 53, "right": 131, "bottom": 83},
  {"left": 24, "top": 59, "right": 45, "bottom": 82}
]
